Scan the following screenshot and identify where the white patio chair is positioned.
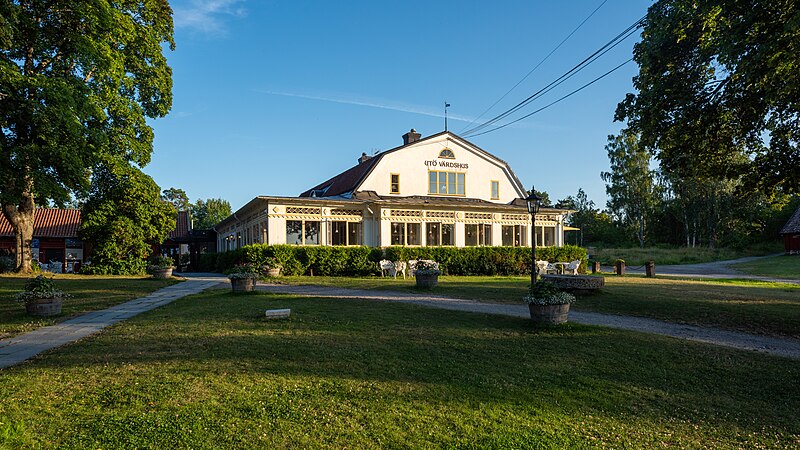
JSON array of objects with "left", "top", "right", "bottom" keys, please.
[
  {"left": 393, "top": 261, "right": 407, "bottom": 279},
  {"left": 536, "top": 260, "right": 557, "bottom": 275},
  {"left": 379, "top": 259, "right": 395, "bottom": 277},
  {"left": 564, "top": 260, "right": 581, "bottom": 275},
  {"left": 407, "top": 260, "right": 418, "bottom": 277}
]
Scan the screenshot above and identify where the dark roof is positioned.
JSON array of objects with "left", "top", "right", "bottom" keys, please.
[
  {"left": 781, "top": 204, "right": 800, "bottom": 235},
  {"left": 299, "top": 131, "right": 527, "bottom": 199},
  {"left": 169, "top": 211, "right": 191, "bottom": 240},
  {"left": 299, "top": 157, "right": 380, "bottom": 198},
  {"left": 0, "top": 208, "right": 82, "bottom": 238}
]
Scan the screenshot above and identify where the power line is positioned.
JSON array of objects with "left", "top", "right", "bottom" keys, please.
[
  {"left": 465, "top": 58, "right": 634, "bottom": 138},
  {"left": 459, "top": 0, "right": 610, "bottom": 134},
  {"left": 461, "top": 16, "right": 644, "bottom": 137}
]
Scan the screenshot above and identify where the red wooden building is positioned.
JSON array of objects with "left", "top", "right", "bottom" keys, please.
[
  {"left": 781, "top": 204, "right": 800, "bottom": 254},
  {"left": 0, "top": 208, "right": 85, "bottom": 272}
]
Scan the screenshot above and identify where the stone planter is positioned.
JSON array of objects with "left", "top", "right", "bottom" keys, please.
[
  {"left": 415, "top": 273, "right": 439, "bottom": 289},
  {"left": 151, "top": 267, "right": 173, "bottom": 279},
  {"left": 231, "top": 277, "right": 256, "bottom": 293},
  {"left": 528, "top": 303, "right": 570, "bottom": 325},
  {"left": 265, "top": 268, "right": 281, "bottom": 277},
  {"left": 25, "top": 297, "right": 63, "bottom": 317}
]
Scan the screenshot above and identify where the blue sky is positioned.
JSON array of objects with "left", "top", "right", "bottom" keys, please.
[{"left": 146, "top": 0, "right": 651, "bottom": 211}]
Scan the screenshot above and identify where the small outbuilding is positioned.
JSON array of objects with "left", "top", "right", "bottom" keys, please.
[{"left": 781, "top": 204, "right": 800, "bottom": 254}]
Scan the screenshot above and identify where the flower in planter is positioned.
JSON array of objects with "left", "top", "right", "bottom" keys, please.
[
  {"left": 227, "top": 263, "right": 260, "bottom": 280},
  {"left": 147, "top": 255, "right": 175, "bottom": 273},
  {"left": 414, "top": 260, "right": 441, "bottom": 276},
  {"left": 15, "top": 275, "right": 71, "bottom": 304},
  {"left": 522, "top": 281, "right": 575, "bottom": 306}
]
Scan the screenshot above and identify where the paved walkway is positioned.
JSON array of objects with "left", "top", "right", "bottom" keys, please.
[
  {"left": 0, "top": 275, "right": 225, "bottom": 369},
  {"left": 257, "top": 283, "right": 800, "bottom": 360}
]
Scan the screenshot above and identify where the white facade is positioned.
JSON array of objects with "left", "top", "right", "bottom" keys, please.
[{"left": 215, "top": 131, "right": 570, "bottom": 251}]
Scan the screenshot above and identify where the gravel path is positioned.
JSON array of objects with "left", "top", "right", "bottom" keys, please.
[
  {"left": 620, "top": 254, "right": 800, "bottom": 284},
  {"left": 257, "top": 283, "right": 800, "bottom": 360}
]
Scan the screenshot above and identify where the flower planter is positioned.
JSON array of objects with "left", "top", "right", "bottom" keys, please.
[
  {"left": 25, "top": 297, "right": 63, "bottom": 317},
  {"left": 415, "top": 273, "right": 439, "bottom": 289},
  {"left": 231, "top": 278, "right": 256, "bottom": 293},
  {"left": 265, "top": 268, "right": 281, "bottom": 277},
  {"left": 151, "top": 267, "right": 173, "bottom": 279},
  {"left": 528, "top": 303, "right": 570, "bottom": 325}
]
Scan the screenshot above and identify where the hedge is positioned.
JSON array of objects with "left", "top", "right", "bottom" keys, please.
[{"left": 201, "top": 244, "right": 588, "bottom": 276}]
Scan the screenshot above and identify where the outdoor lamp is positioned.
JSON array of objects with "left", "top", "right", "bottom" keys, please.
[{"left": 526, "top": 187, "right": 542, "bottom": 286}]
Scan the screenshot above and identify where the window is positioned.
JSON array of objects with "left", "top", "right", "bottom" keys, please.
[
  {"left": 438, "top": 148, "right": 455, "bottom": 159},
  {"left": 491, "top": 181, "right": 499, "bottom": 200},
  {"left": 465, "top": 224, "right": 492, "bottom": 246},
  {"left": 286, "top": 220, "right": 320, "bottom": 245},
  {"left": 391, "top": 222, "right": 421, "bottom": 246},
  {"left": 390, "top": 174, "right": 400, "bottom": 194},
  {"left": 534, "top": 226, "right": 556, "bottom": 247},
  {"left": 428, "top": 171, "right": 465, "bottom": 196},
  {"left": 330, "top": 221, "right": 362, "bottom": 246},
  {"left": 501, "top": 225, "right": 527, "bottom": 247},
  {"left": 426, "top": 222, "right": 454, "bottom": 246}
]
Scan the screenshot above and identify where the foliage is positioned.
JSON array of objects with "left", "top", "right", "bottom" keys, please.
[
  {"left": 601, "top": 130, "right": 663, "bottom": 247},
  {"left": 79, "top": 165, "right": 176, "bottom": 275},
  {"left": 413, "top": 260, "right": 441, "bottom": 276},
  {"left": 226, "top": 263, "right": 259, "bottom": 280},
  {"left": 205, "top": 245, "right": 588, "bottom": 277},
  {"left": 526, "top": 188, "right": 552, "bottom": 207},
  {"left": 522, "top": 281, "right": 576, "bottom": 305},
  {"left": 147, "top": 255, "right": 175, "bottom": 272},
  {"left": 191, "top": 198, "right": 232, "bottom": 230},
  {"left": 161, "top": 188, "right": 190, "bottom": 211},
  {"left": 259, "top": 257, "right": 281, "bottom": 270},
  {"left": 616, "top": 0, "right": 800, "bottom": 195},
  {"left": 0, "top": 1, "right": 174, "bottom": 272},
  {"left": 0, "top": 256, "right": 15, "bottom": 274},
  {"left": 557, "top": 188, "right": 621, "bottom": 246},
  {"left": 14, "top": 275, "right": 70, "bottom": 304}
]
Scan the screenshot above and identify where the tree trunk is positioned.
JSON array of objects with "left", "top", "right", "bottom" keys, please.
[{"left": 2, "top": 189, "right": 36, "bottom": 273}]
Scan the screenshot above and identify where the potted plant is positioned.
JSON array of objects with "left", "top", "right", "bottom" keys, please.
[
  {"left": 147, "top": 255, "right": 175, "bottom": 279},
  {"left": 260, "top": 257, "right": 282, "bottom": 277},
  {"left": 16, "top": 275, "right": 71, "bottom": 316},
  {"left": 178, "top": 253, "right": 191, "bottom": 272},
  {"left": 414, "top": 260, "right": 441, "bottom": 289},
  {"left": 228, "top": 263, "right": 259, "bottom": 293},
  {"left": 522, "top": 281, "right": 576, "bottom": 325}
]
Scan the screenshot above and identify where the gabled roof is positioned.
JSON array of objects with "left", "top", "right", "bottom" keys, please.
[
  {"left": 299, "top": 131, "right": 527, "bottom": 199},
  {"left": 781, "top": 204, "right": 800, "bottom": 235},
  {"left": 0, "top": 208, "right": 82, "bottom": 238},
  {"left": 169, "top": 211, "right": 191, "bottom": 240}
]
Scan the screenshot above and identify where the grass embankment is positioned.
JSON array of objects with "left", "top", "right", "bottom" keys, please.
[
  {"left": 589, "top": 243, "right": 781, "bottom": 266},
  {"left": 731, "top": 254, "right": 800, "bottom": 279},
  {"left": 0, "top": 274, "right": 179, "bottom": 339},
  {"left": 0, "top": 291, "right": 797, "bottom": 448},
  {"left": 277, "top": 275, "right": 800, "bottom": 337}
]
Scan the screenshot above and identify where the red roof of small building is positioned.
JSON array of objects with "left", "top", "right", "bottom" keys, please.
[
  {"left": 169, "top": 211, "right": 191, "bottom": 239},
  {"left": 781, "top": 204, "right": 800, "bottom": 235},
  {"left": 0, "top": 208, "right": 82, "bottom": 238}
]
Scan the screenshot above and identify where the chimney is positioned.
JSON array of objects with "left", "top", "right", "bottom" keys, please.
[
  {"left": 402, "top": 128, "right": 421, "bottom": 145},
  {"left": 358, "top": 152, "right": 372, "bottom": 164}
]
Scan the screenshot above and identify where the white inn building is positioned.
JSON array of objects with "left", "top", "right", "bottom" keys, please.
[{"left": 215, "top": 130, "right": 571, "bottom": 251}]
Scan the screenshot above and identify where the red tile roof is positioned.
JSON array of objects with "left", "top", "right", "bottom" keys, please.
[
  {"left": 169, "top": 211, "right": 190, "bottom": 239},
  {"left": 781, "top": 204, "right": 800, "bottom": 235},
  {"left": 299, "top": 156, "right": 380, "bottom": 198},
  {"left": 0, "top": 208, "right": 82, "bottom": 238}
]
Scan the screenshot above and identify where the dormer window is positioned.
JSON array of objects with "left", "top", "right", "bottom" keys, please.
[{"left": 438, "top": 148, "right": 455, "bottom": 159}]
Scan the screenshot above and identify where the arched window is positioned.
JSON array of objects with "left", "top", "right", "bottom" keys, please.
[{"left": 438, "top": 148, "right": 455, "bottom": 159}]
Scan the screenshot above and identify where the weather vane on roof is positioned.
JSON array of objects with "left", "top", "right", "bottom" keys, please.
[{"left": 444, "top": 101, "right": 451, "bottom": 132}]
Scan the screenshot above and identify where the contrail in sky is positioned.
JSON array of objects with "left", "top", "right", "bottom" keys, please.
[{"left": 256, "top": 89, "right": 476, "bottom": 122}]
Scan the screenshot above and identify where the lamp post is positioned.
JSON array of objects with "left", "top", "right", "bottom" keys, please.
[{"left": 526, "top": 187, "right": 542, "bottom": 287}]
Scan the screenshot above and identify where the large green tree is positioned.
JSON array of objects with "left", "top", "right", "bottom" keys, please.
[
  {"left": 191, "top": 198, "right": 232, "bottom": 230},
  {"left": 0, "top": 1, "right": 174, "bottom": 272},
  {"left": 616, "top": 0, "right": 800, "bottom": 195},
  {"left": 79, "top": 165, "right": 175, "bottom": 275},
  {"left": 161, "top": 187, "right": 189, "bottom": 211}
]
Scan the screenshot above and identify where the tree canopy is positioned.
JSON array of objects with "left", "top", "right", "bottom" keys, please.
[
  {"left": 0, "top": 1, "right": 174, "bottom": 271},
  {"left": 162, "top": 187, "right": 190, "bottom": 211},
  {"left": 616, "top": 0, "right": 800, "bottom": 195},
  {"left": 191, "top": 198, "right": 232, "bottom": 230}
]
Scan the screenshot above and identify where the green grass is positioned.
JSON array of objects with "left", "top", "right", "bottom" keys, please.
[
  {"left": 0, "top": 274, "right": 179, "bottom": 339},
  {"left": 0, "top": 291, "right": 797, "bottom": 448},
  {"left": 589, "top": 243, "right": 782, "bottom": 266},
  {"left": 730, "top": 254, "right": 800, "bottom": 279},
  {"left": 276, "top": 275, "right": 800, "bottom": 338}
]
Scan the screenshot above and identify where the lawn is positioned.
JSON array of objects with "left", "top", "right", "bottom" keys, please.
[
  {"left": 0, "top": 290, "right": 797, "bottom": 448},
  {"left": 588, "top": 244, "right": 781, "bottom": 266},
  {"left": 0, "top": 274, "right": 179, "bottom": 339},
  {"left": 730, "top": 254, "right": 800, "bottom": 279},
  {"left": 276, "top": 275, "right": 800, "bottom": 338}
]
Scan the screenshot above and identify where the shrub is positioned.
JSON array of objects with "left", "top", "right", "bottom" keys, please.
[
  {"left": 522, "top": 281, "right": 575, "bottom": 305},
  {"left": 0, "top": 256, "right": 15, "bottom": 273},
  {"left": 147, "top": 255, "right": 175, "bottom": 272},
  {"left": 15, "top": 275, "right": 71, "bottom": 304}
]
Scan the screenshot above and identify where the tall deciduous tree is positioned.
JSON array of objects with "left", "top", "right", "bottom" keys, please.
[
  {"left": 79, "top": 165, "right": 176, "bottom": 275},
  {"left": 161, "top": 187, "right": 189, "bottom": 211},
  {"left": 0, "top": 1, "right": 174, "bottom": 272},
  {"left": 616, "top": 0, "right": 800, "bottom": 195},
  {"left": 191, "top": 198, "right": 232, "bottom": 230},
  {"left": 601, "top": 131, "right": 661, "bottom": 247}
]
